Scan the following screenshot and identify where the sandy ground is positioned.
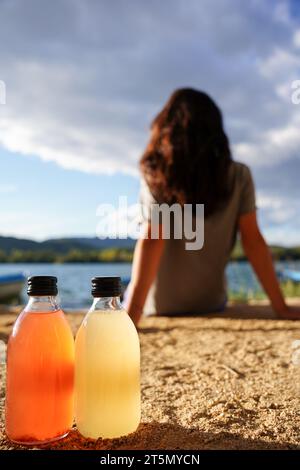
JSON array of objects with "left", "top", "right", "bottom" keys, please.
[{"left": 1, "top": 303, "right": 300, "bottom": 450}]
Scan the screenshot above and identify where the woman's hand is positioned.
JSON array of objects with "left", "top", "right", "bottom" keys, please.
[
  {"left": 239, "top": 212, "right": 294, "bottom": 319},
  {"left": 127, "top": 304, "right": 143, "bottom": 327},
  {"left": 123, "top": 282, "right": 142, "bottom": 326}
]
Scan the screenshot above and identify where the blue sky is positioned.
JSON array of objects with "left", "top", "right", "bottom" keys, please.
[
  {"left": 0, "top": 147, "right": 140, "bottom": 239},
  {"left": 0, "top": 0, "right": 300, "bottom": 244}
]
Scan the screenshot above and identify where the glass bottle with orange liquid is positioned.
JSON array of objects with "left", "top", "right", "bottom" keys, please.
[
  {"left": 5, "top": 276, "right": 74, "bottom": 444},
  {"left": 75, "top": 276, "right": 140, "bottom": 439}
]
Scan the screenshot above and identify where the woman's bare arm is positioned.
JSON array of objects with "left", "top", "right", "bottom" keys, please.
[
  {"left": 126, "top": 222, "right": 164, "bottom": 325},
  {"left": 239, "top": 211, "right": 300, "bottom": 319}
]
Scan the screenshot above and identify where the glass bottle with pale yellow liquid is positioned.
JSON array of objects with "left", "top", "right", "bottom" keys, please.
[{"left": 75, "top": 276, "right": 140, "bottom": 439}]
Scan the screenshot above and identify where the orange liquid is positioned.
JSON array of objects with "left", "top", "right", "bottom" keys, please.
[{"left": 5, "top": 309, "right": 74, "bottom": 444}]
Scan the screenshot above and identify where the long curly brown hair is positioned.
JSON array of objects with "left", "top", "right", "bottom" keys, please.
[{"left": 140, "top": 88, "right": 233, "bottom": 217}]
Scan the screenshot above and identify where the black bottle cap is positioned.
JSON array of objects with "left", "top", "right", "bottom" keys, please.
[
  {"left": 27, "top": 276, "right": 58, "bottom": 296},
  {"left": 91, "top": 276, "right": 122, "bottom": 297}
]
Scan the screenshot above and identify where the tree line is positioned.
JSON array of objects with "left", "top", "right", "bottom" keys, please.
[
  {"left": 0, "top": 248, "right": 133, "bottom": 263},
  {"left": 0, "top": 243, "right": 300, "bottom": 263}
]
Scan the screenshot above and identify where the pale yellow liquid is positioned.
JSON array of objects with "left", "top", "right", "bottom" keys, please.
[{"left": 75, "top": 308, "right": 140, "bottom": 439}]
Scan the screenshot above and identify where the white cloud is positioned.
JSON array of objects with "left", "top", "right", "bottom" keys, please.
[
  {"left": 261, "top": 225, "right": 300, "bottom": 246},
  {"left": 293, "top": 29, "right": 300, "bottom": 48},
  {"left": 257, "top": 194, "right": 295, "bottom": 223},
  {"left": 0, "top": 0, "right": 298, "bottom": 175},
  {"left": 259, "top": 48, "right": 300, "bottom": 81},
  {"left": 256, "top": 190, "right": 300, "bottom": 245},
  {"left": 0, "top": 0, "right": 300, "bottom": 240},
  {"left": 0, "top": 210, "right": 94, "bottom": 241},
  {"left": 234, "top": 112, "right": 300, "bottom": 167}
]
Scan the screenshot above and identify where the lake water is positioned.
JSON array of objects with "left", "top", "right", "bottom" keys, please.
[{"left": 0, "top": 261, "right": 299, "bottom": 309}]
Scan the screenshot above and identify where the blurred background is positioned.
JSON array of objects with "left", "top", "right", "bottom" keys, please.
[{"left": 0, "top": 0, "right": 300, "bottom": 307}]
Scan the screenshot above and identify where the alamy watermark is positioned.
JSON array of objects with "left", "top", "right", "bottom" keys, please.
[
  {"left": 291, "top": 80, "right": 300, "bottom": 104},
  {"left": 96, "top": 196, "right": 204, "bottom": 251},
  {"left": 0, "top": 80, "right": 6, "bottom": 105}
]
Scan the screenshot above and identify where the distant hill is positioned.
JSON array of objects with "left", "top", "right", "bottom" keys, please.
[
  {"left": 54, "top": 237, "right": 136, "bottom": 250},
  {"left": 0, "top": 236, "right": 136, "bottom": 255},
  {"left": 0, "top": 235, "right": 300, "bottom": 263},
  {"left": 0, "top": 236, "right": 41, "bottom": 253}
]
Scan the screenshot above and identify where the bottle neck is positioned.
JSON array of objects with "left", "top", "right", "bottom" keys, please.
[
  {"left": 24, "top": 295, "right": 60, "bottom": 312},
  {"left": 91, "top": 296, "right": 122, "bottom": 311}
]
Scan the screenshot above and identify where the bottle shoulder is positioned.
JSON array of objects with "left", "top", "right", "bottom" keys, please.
[
  {"left": 10, "top": 308, "right": 73, "bottom": 339},
  {"left": 77, "top": 308, "right": 139, "bottom": 340}
]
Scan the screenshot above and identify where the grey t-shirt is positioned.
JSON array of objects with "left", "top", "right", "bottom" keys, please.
[{"left": 139, "top": 161, "right": 256, "bottom": 316}]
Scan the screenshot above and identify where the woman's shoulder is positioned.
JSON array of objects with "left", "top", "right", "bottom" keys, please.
[
  {"left": 230, "top": 160, "right": 253, "bottom": 183},
  {"left": 229, "top": 161, "right": 256, "bottom": 214}
]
